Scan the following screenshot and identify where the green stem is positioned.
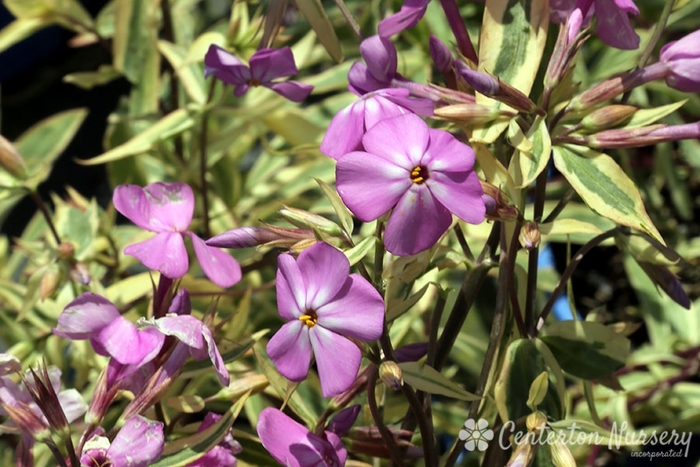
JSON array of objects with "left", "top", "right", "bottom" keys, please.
[
  {"left": 29, "top": 190, "right": 61, "bottom": 246},
  {"left": 433, "top": 222, "right": 500, "bottom": 371},
  {"left": 200, "top": 80, "right": 217, "bottom": 239},
  {"left": 543, "top": 187, "right": 575, "bottom": 223},
  {"left": 525, "top": 169, "right": 548, "bottom": 336},
  {"left": 444, "top": 227, "right": 509, "bottom": 467},
  {"left": 333, "top": 0, "right": 363, "bottom": 39},
  {"left": 367, "top": 368, "right": 405, "bottom": 467},
  {"left": 536, "top": 228, "right": 618, "bottom": 332},
  {"left": 453, "top": 223, "right": 475, "bottom": 263},
  {"left": 374, "top": 220, "right": 385, "bottom": 286}
]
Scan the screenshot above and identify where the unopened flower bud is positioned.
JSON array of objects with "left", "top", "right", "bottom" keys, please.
[
  {"left": 584, "top": 122, "right": 700, "bottom": 149},
  {"left": 526, "top": 411, "right": 548, "bottom": 433},
  {"left": 326, "top": 405, "right": 360, "bottom": 437},
  {"left": 39, "top": 266, "right": 59, "bottom": 301},
  {"left": 57, "top": 242, "right": 75, "bottom": 260},
  {"left": 69, "top": 262, "right": 90, "bottom": 285},
  {"left": 0, "top": 134, "right": 27, "bottom": 179},
  {"left": 456, "top": 62, "right": 537, "bottom": 113},
  {"left": 394, "top": 342, "right": 428, "bottom": 363},
  {"left": 434, "top": 103, "right": 505, "bottom": 124},
  {"left": 429, "top": 35, "right": 453, "bottom": 73},
  {"left": 660, "top": 29, "right": 700, "bottom": 93},
  {"left": 505, "top": 441, "right": 535, "bottom": 467},
  {"left": 279, "top": 205, "right": 343, "bottom": 236},
  {"left": 580, "top": 105, "right": 637, "bottom": 132},
  {"left": 481, "top": 181, "right": 519, "bottom": 221},
  {"left": 550, "top": 439, "right": 577, "bottom": 467},
  {"left": 519, "top": 221, "right": 540, "bottom": 250},
  {"left": 206, "top": 225, "right": 314, "bottom": 249},
  {"left": 378, "top": 361, "right": 403, "bottom": 391},
  {"left": 289, "top": 238, "right": 318, "bottom": 254}
]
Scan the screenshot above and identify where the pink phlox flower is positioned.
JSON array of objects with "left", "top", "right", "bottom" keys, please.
[
  {"left": 551, "top": 0, "right": 640, "bottom": 50},
  {"left": 267, "top": 242, "right": 385, "bottom": 397},
  {"left": 257, "top": 407, "right": 347, "bottom": 467},
  {"left": 348, "top": 35, "right": 404, "bottom": 95},
  {"left": 378, "top": 0, "right": 431, "bottom": 38},
  {"left": 659, "top": 29, "right": 700, "bottom": 93},
  {"left": 53, "top": 292, "right": 165, "bottom": 368},
  {"left": 0, "top": 358, "right": 87, "bottom": 432},
  {"left": 204, "top": 45, "right": 313, "bottom": 102},
  {"left": 319, "top": 88, "right": 433, "bottom": 160},
  {"left": 54, "top": 290, "right": 230, "bottom": 387},
  {"left": 186, "top": 412, "right": 242, "bottom": 467},
  {"left": 335, "top": 113, "right": 485, "bottom": 256},
  {"left": 113, "top": 182, "right": 241, "bottom": 288},
  {"left": 80, "top": 415, "right": 164, "bottom": 467}
]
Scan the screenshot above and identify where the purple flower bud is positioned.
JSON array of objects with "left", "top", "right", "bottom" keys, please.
[
  {"left": 660, "top": 29, "right": 700, "bottom": 93},
  {"left": 327, "top": 405, "right": 361, "bottom": 436},
  {"left": 429, "top": 36, "right": 453, "bottom": 73}
]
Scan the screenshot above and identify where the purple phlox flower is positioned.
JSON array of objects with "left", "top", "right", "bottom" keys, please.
[
  {"left": 204, "top": 45, "right": 313, "bottom": 102},
  {"left": 378, "top": 0, "right": 431, "bottom": 38},
  {"left": 336, "top": 113, "right": 485, "bottom": 256},
  {"left": 80, "top": 415, "right": 164, "bottom": 467},
  {"left": 113, "top": 182, "right": 241, "bottom": 288},
  {"left": 0, "top": 362, "right": 87, "bottom": 434},
  {"left": 53, "top": 292, "right": 165, "bottom": 368},
  {"left": 186, "top": 412, "right": 242, "bottom": 467},
  {"left": 267, "top": 242, "right": 385, "bottom": 397},
  {"left": 257, "top": 407, "right": 347, "bottom": 467},
  {"left": 138, "top": 311, "right": 231, "bottom": 387},
  {"left": 319, "top": 88, "right": 434, "bottom": 160},
  {"left": 659, "top": 29, "right": 700, "bottom": 93},
  {"left": 550, "top": 0, "right": 639, "bottom": 50},
  {"left": 348, "top": 35, "right": 403, "bottom": 95}
]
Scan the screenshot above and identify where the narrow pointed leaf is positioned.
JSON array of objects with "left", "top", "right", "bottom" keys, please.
[
  {"left": 293, "top": 0, "right": 343, "bottom": 62},
  {"left": 509, "top": 114, "right": 551, "bottom": 187},
  {"left": 399, "top": 361, "right": 480, "bottom": 401}
]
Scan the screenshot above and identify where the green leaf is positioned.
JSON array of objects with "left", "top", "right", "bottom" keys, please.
[
  {"left": 509, "top": 114, "right": 551, "bottom": 188},
  {"left": 473, "top": 0, "right": 549, "bottom": 143},
  {"left": 527, "top": 371, "right": 549, "bottom": 410},
  {"left": 621, "top": 100, "right": 687, "bottom": 129},
  {"left": 386, "top": 283, "right": 429, "bottom": 322},
  {"left": 540, "top": 321, "right": 630, "bottom": 380},
  {"left": 113, "top": 0, "right": 159, "bottom": 83},
  {"left": 552, "top": 145, "right": 662, "bottom": 242},
  {"left": 252, "top": 341, "right": 318, "bottom": 428},
  {"left": 14, "top": 108, "right": 88, "bottom": 188},
  {"left": 63, "top": 65, "right": 121, "bottom": 89},
  {"left": 398, "top": 361, "right": 480, "bottom": 401},
  {"left": 164, "top": 395, "right": 205, "bottom": 413},
  {"left": 293, "top": 0, "right": 343, "bottom": 62},
  {"left": 80, "top": 109, "right": 196, "bottom": 165},
  {"left": 0, "top": 18, "right": 49, "bottom": 53},
  {"left": 151, "top": 391, "right": 249, "bottom": 466},
  {"left": 314, "top": 178, "right": 354, "bottom": 236},
  {"left": 494, "top": 339, "right": 564, "bottom": 421},
  {"left": 158, "top": 40, "right": 207, "bottom": 105},
  {"left": 344, "top": 236, "right": 376, "bottom": 267}
]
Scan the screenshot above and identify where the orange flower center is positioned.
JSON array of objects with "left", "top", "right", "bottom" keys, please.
[
  {"left": 410, "top": 166, "right": 428, "bottom": 184},
  {"left": 248, "top": 78, "right": 261, "bottom": 87},
  {"left": 299, "top": 310, "right": 318, "bottom": 328}
]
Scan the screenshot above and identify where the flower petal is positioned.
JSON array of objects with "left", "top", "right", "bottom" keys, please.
[
  {"left": 267, "top": 321, "right": 312, "bottom": 382},
  {"left": 114, "top": 183, "right": 194, "bottom": 232},
  {"left": 57, "top": 389, "right": 88, "bottom": 424},
  {"left": 201, "top": 325, "right": 231, "bottom": 386},
  {"left": 378, "top": 0, "right": 430, "bottom": 37},
  {"left": 296, "top": 242, "right": 350, "bottom": 310},
  {"left": 422, "top": 128, "right": 475, "bottom": 172},
  {"left": 188, "top": 233, "right": 242, "bottom": 288},
  {"left": 348, "top": 61, "right": 388, "bottom": 95},
  {"left": 267, "top": 81, "right": 314, "bottom": 102},
  {"left": 53, "top": 293, "right": 121, "bottom": 340},
  {"left": 384, "top": 184, "right": 452, "bottom": 256},
  {"left": 204, "top": 45, "right": 251, "bottom": 86},
  {"left": 95, "top": 317, "right": 165, "bottom": 365},
  {"left": 361, "top": 113, "right": 430, "bottom": 167},
  {"left": 319, "top": 99, "right": 367, "bottom": 160},
  {"left": 124, "top": 232, "right": 189, "bottom": 279},
  {"left": 249, "top": 47, "right": 298, "bottom": 83},
  {"left": 336, "top": 151, "right": 411, "bottom": 222},
  {"left": 108, "top": 415, "right": 164, "bottom": 467},
  {"left": 427, "top": 170, "right": 485, "bottom": 224},
  {"left": 309, "top": 326, "right": 361, "bottom": 397},
  {"left": 359, "top": 35, "right": 397, "bottom": 83},
  {"left": 594, "top": 0, "right": 639, "bottom": 50},
  {"left": 257, "top": 408, "right": 343, "bottom": 467},
  {"left": 276, "top": 254, "right": 307, "bottom": 320},
  {"left": 316, "top": 275, "right": 384, "bottom": 341}
]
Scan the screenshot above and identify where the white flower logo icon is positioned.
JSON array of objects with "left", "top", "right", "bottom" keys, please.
[{"left": 458, "top": 418, "right": 494, "bottom": 452}]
